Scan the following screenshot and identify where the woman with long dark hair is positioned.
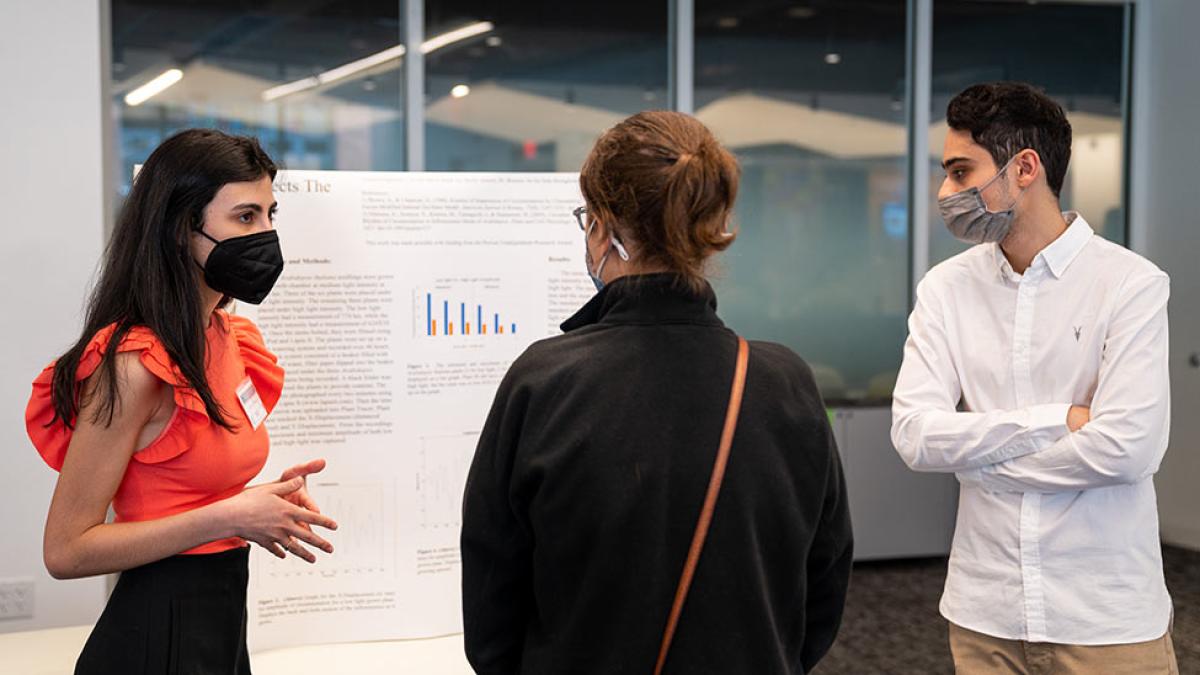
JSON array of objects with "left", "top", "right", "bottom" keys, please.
[{"left": 25, "top": 128, "right": 337, "bottom": 673}]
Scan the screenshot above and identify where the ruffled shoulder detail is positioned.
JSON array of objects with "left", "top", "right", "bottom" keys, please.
[
  {"left": 25, "top": 324, "right": 208, "bottom": 471},
  {"left": 226, "top": 312, "right": 284, "bottom": 415}
]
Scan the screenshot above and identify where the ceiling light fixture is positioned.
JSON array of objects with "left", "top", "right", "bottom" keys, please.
[
  {"left": 262, "top": 21, "right": 495, "bottom": 102},
  {"left": 420, "top": 21, "right": 494, "bottom": 54},
  {"left": 124, "top": 68, "right": 183, "bottom": 106}
]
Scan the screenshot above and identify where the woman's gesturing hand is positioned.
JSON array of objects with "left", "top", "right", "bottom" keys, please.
[
  {"left": 277, "top": 458, "right": 327, "bottom": 517},
  {"left": 220, "top": 477, "right": 338, "bottom": 563}
]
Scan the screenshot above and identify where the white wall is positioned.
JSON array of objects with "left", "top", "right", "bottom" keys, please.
[
  {"left": 1133, "top": 0, "right": 1200, "bottom": 551},
  {"left": 0, "top": 1, "right": 109, "bottom": 630}
]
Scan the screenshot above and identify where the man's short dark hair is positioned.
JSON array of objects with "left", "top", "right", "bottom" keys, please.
[{"left": 946, "top": 82, "right": 1072, "bottom": 198}]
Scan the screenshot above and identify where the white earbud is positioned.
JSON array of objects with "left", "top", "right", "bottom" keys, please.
[{"left": 611, "top": 236, "right": 630, "bottom": 261}]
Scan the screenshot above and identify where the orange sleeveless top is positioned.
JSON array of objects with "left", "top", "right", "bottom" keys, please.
[{"left": 25, "top": 310, "right": 284, "bottom": 554}]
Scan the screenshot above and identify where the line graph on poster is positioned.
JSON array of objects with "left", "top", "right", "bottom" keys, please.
[
  {"left": 416, "top": 431, "right": 480, "bottom": 530},
  {"left": 259, "top": 480, "right": 396, "bottom": 579}
]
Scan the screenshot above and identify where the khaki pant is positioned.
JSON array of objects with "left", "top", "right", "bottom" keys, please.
[{"left": 948, "top": 623, "right": 1179, "bottom": 675}]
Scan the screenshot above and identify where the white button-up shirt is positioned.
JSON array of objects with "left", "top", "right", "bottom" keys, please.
[{"left": 891, "top": 213, "right": 1172, "bottom": 645}]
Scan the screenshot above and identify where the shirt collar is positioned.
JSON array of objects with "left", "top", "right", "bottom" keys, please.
[
  {"left": 1039, "top": 211, "right": 1093, "bottom": 278},
  {"left": 991, "top": 211, "right": 1093, "bottom": 280}
]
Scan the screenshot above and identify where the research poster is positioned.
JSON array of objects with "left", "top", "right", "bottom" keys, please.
[{"left": 237, "top": 170, "right": 595, "bottom": 651}]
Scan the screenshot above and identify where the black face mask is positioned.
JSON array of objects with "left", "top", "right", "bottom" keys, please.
[{"left": 195, "top": 229, "right": 285, "bottom": 305}]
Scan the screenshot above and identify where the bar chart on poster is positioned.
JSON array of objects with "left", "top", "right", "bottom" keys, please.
[
  {"left": 236, "top": 170, "right": 595, "bottom": 651},
  {"left": 413, "top": 280, "right": 522, "bottom": 339}
]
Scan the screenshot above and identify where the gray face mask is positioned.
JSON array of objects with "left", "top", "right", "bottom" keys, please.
[{"left": 938, "top": 156, "right": 1023, "bottom": 244}]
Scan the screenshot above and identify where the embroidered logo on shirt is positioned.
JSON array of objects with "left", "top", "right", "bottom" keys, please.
[{"left": 1074, "top": 326, "right": 1082, "bottom": 341}]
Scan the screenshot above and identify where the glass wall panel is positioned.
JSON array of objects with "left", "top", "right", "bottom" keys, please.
[
  {"left": 696, "top": 0, "right": 910, "bottom": 404},
  {"left": 424, "top": 1, "right": 668, "bottom": 172},
  {"left": 106, "top": 0, "right": 1135, "bottom": 406},
  {"left": 929, "top": 0, "right": 1128, "bottom": 265},
  {"left": 111, "top": 2, "right": 405, "bottom": 194}
]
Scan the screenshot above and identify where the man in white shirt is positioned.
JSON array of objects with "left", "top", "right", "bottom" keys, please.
[{"left": 891, "top": 82, "right": 1177, "bottom": 673}]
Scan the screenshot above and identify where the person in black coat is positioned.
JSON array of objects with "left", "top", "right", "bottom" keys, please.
[{"left": 461, "top": 110, "right": 853, "bottom": 675}]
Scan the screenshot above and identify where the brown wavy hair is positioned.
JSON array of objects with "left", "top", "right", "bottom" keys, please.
[{"left": 580, "top": 111, "right": 740, "bottom": 291}]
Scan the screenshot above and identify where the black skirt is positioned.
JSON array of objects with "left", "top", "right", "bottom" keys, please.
[{"left": 75, "top": 546, "right": 252, "bottom": 675}]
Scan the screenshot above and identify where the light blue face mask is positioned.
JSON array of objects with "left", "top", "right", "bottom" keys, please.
[
  {"left": 938, "top": 155, "right": 1025, "bottom": 244},
  {"left": 585, "top": 221, "right": 630, "bottom": 291}
]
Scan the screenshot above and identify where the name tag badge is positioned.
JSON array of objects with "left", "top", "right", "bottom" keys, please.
[{"left": 236, "top": 377, "right": 268, "bottom": 430}]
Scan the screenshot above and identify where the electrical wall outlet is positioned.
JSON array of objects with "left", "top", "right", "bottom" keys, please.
[{"left": 0, "top": 578, "right": 35, "bottom": 620}]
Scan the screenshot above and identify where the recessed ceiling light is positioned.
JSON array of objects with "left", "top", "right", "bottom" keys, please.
[
  {"left": 451, "top": 84, "right": 471, "bottom": 98},
  {"left": 824, "top": 52, "right": 842, "bottom": 65},
  {"left": 485, "top": 35, "right": 502, "bottom": 47}
]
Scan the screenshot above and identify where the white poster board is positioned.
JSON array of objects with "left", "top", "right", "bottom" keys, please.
[{"left": 237, "top": 170, "right": 594, "bottom": 651}]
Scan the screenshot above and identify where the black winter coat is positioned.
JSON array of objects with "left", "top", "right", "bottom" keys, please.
[{"left": 462, "top": 273, "right": 853, "bottom": 674}]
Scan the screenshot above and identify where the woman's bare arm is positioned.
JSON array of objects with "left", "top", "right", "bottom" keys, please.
[{"left": 43, "top": 352, "right": 336, "bottom": 579}]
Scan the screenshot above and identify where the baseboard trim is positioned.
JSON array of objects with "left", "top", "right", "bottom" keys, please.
[{"left": 1161, "top": 518, "right": 1200, "bottom": 552}]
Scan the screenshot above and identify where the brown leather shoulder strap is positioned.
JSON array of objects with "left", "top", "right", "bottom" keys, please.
[{"left": 653, "top": 335, "right": 750, "bottom": 675}]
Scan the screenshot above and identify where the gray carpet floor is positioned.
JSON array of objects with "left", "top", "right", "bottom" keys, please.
[{"left": 811, "top": 545, "right": 1199, "bottom": 674}]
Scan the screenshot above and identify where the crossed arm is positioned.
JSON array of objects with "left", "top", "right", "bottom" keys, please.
[{"left": 891, "top": 272, "right": 1170, "bottom": 493}]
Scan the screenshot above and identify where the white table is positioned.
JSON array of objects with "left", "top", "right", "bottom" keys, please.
[{"left": 0, "top": 625, "right": 474, "bottom": 674}]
